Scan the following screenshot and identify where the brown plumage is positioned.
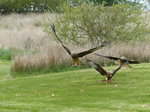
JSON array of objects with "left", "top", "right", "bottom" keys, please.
[
  {"left": 86, "top": 59, "right": 128, "bottom": 83},
  {"left": 51, "top": 24, "right": 106, "bottom": 66},
  {"left": 94, "top": 53, "right": 140, "bottom": 68}
]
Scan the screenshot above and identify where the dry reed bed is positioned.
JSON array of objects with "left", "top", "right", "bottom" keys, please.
[
  {"left": 0, "top": 13, "right": 150, "bottom": 73},
  {"left": 11, "top": 41, "right": 150, "bottom": 73}
]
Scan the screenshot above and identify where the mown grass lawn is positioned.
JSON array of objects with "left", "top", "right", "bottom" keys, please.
[
  {"left": 0, "top": 60, "right": 150, "bottom": 112},
  {"left": 0, "top": 60, "right": 11, "bottom": 81}
]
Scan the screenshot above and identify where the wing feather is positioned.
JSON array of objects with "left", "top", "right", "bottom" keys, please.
[
  {"left": 77, "top": 45, "right": 105, "bottom": 57},
  {"left": 51, "top": 24, "right": 71, "bottom": 55},
  {"left": 94, "top": 53, "right": 119, "bottom": 60},
  {"left": 110, "top": 60, "right": 128, "bottom": 78},
  {"left": 128, "top": 60, "right": 140, "bottom": 64},
  {"left": 86, "top": 59, "right": 107, "bottom": 76}
]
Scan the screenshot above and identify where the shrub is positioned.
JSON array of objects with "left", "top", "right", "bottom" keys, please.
[
  {"left": 0, "top": 47, "right": 37, "bottom": 61},
  {"left": 0, "top": 48, "right": 12, "bottom": 60},
  {"left": 44, "top": 3, "right": 149, "bottom": 46}
]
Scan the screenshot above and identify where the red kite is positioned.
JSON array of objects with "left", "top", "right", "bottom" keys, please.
[
  {"left": 86, "top": 59, "right": 128, "bottom": 83},
  {"left": 94, "top": 53, "right": 139, "bottom": 68},
  {"left": 51, "top": 24, "right": 106, "bottom": 66}
]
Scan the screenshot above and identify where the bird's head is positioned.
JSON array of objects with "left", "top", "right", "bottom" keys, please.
[
  {"left": 120, "top": 56, "right": 126, "bottom": 60},
  {"left": 71, "top": 51, "right": 76, "bottom": 55},
  {"left": 105, "top": 77, "right": 108, "bottom": 81}
]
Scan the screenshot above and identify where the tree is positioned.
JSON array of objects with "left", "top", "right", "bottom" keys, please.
[
  {"left": 66, "top": 0, "right": 141, "bottom": 6},
  {"left": 0, "top": 0, "right": 66, "bottom": 14},
  {"left": 44, "top": 3, "right": 149, "bottom": 46}
]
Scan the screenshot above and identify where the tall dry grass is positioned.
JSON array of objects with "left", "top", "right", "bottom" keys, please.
[
  {"left": 0, "top": 13, "right": 150, "bottom": 74},
  {"left": 11, "top": 41, "right": 150, "bottom": 74},
  {"left": 0, "top": 13, "right": 56, "bottom": 49},
  {"left": 11, "top": 42, "right": 71, "bottom": 73}
]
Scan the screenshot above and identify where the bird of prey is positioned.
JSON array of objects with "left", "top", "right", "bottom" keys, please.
[
  {"left": 86, "top": 59, "right": 128, "bottom": 83},
  {"left": 51, "top": 24, "right": 106, "bottom": 66},
  {"left": 94, "top": 53, "right": 139, "bottom": 68}
]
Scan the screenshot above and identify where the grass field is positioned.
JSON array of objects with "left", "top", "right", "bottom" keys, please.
[
  {"left": 0, "top": 60, "right": 149, "bottom": 112},
  {"left": 0, "top": 13, "right": 150, "bottom": 112}
]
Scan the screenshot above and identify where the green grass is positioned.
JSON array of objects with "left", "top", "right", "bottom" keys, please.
[
  {"left": 0, "top": 60, "right": 150, "bottom": 112},
  {"left": 11, "top": 64, "right": 88, "bottom": 78},
  {"left": 0, "top": 60, "right": 11, "bottom": 80},
  {"left": 0, "top": 48, "right": 12, "bottom": 60}
]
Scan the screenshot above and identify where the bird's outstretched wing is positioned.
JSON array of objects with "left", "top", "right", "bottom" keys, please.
[
  {"left": 95, "top": 53, "right": 140, "bottom": 64},
  {"left": 51, "top": 24, "right": 71, "bottom": 55},
  {"left": 86, "top": 59, "right": 107, "bottom": 76},
  {"left": 128, "top": 59, "right": 140, "bottom": 64},
  {"left": 109, "top": 60, "right": 128, "bottom": 80},
  {"left": 51, "top": 24, "right": 63, "bottom": 43},
  {"left": 94, "top": 53, "right": 120, "bottom": 60},
  {"left": 77, "top": 45, "right": 106, "bottom": 57}
]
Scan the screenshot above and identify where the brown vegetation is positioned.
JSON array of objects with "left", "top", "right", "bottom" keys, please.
[{"left": 0, "top": 13, "right": 150, "bottom": 74}]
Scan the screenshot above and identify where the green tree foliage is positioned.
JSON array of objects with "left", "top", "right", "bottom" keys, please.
[
  {"left": 67, "top": 0, "right": 141, "bottom": 6},
  {"left": 66, "top": 0, "right": 114, "bottom": 6},
  {"left": 45, "top": 3, "right": 149, "bottom": 46},
  {"left": 0, "top": 0, "right": 66, "bottom": 14},
  {"left": 88, "top": 0, "right": 120, "bottom": 6}
]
